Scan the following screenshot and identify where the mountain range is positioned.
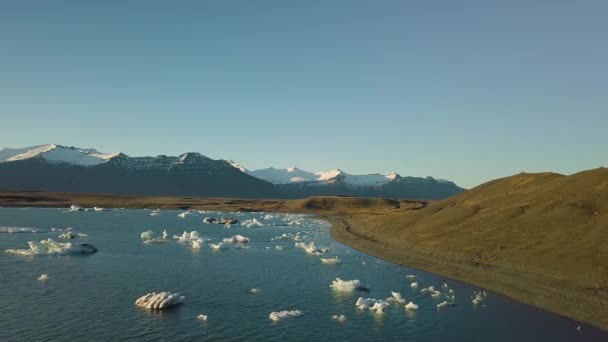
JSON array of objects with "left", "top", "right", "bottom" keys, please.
[{"left": 0, "top": 144, "right": 465, "bottom": 199}]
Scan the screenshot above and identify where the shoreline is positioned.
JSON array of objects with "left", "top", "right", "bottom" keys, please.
[
  {"left": 1, "top": 191, "right": 606, "bottom": 331},
  {"left": 326, "top": 215, "right": 608, "bottom": 332}
]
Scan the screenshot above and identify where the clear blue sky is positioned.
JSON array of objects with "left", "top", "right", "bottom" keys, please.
[{"left": 1, "top": 0, "right": 606, "bottom": 188}]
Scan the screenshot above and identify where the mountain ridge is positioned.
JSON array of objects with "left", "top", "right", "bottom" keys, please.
[{"left": 0, "top": 144, "right": 465, "bottom": 199}]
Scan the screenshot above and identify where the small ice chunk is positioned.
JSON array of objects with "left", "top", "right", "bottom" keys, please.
[
  {"left": 269, "top": 310, "right": 302, "bottom": 321},
  {"left": 38, "top": 274, "right": 49, "bottom": 281},
  {"left": 223, "top": 235, "right": 250, "bottom": 244},
  {"left": 405, "top": 301, "right": 419, "bottom": 311},
  {"left": 331, "top": 314, "right": 347, "bottom": 322},
  {"left": 209, "top": 243, "right": 226, "bottom": 250},
  {"left": 405, "top": 275, "right": 417, "bottom": 279},
  {"left": 410, "top": 282, "right": 419, "bottom": 289},
  {"left": 320, "top": 257, "right": 342, "bottom": 265},
  {"left": 329, "top": 278, "right": 361, "bottom": 292},
  {"left": 135, "top": 291, "right": 184, "bottom": 309},
  {"left": 437, "top": 301, "right": 451, "bottom": 309},
  {"left": 197, "top": 314, "right": 208, "bottom": 321},
  {"left": 387, "top": 291, "right": 406, "bottom": 304},
  {"left": 247, "top": 288, "right": 261, "bottom": 294}
]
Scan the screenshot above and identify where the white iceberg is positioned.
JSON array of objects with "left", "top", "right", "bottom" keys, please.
[
  {"left": 410, "top": 282, "right": 419, "bottom": 289},
  {"left": 141, "top": 230, "right": 170, "bottom": 244},
  {"left": 331, "top": 314, "right": 347, "bottom": 322},
  {"left": 0, "top": 227, "right": 48, "bottom": 234},
  {"left": 209, "top": 243, "right": 227, "bottom": 250},
  {"left": 387, "top": 291, "right": 406, "bottom": 304},
  {"left": 355, "top": 297, "right": 389, "bottom": 313},
  {"left": 405, "top": 301, "right": 419, "bottom": 311},
  {"left": 240, "top": 218, "right": 264, "bottom": 228},
  {"left": 269, "top": 310, "right": 302, "bottom": 322},
  {"left": 320, "top": 256, "right": 342, "bottom": 265},
  {"left": 222, "top": 235, "right": 250, "bottom": 244},
  {"left": 329, "top": 278, "right": 360, "bottom": 292},
  {"left": 295, "top": 241, "right": 329, "bottom": 255},
  {"left": 472, "top": 290, "right": 487, "bottom": 305},
  {"left": 5, "top": 239, "right": 98, "bottom": 256},
  {"left": 135, "top": 291, "right": 184, "bottom": 309},
  {"left": 38, "top": 274, "right": 49, "bottom": 281},
  {"left": 247, "top": 288, "right": 261, "bottom": 294},
  {"left": 197, "top": 314, "right": 208, "bottom": 321}
]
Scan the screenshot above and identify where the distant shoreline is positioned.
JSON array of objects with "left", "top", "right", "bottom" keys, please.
[{"left": 1, "top": 190, "right": 606, "bottom": 331}]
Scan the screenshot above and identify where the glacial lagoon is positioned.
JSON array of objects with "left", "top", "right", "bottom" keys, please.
[{"left": 0, "top": 207, "right": 605, "bottom": 341}]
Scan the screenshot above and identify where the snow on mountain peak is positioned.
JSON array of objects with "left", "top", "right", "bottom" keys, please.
[
  {"left": 315, "top": 169, "right": 343, "bottom": 181},
  {"left": 228, "top": 160, "right": 248, "bottom": 173},
  {"left": 0, "top": 144, "right": 119, "bottom": 166}
]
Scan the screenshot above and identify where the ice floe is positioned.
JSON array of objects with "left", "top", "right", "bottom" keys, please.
[
  {"left": 222, "top": 235, "right": 250, "bottom": 244},
  {"left": 5, "top": 239, "right": 98, "bottom": 256},
  {"left": 295, "top": 241, "right": 329, "bottom": 255},
  {"left": 240, "top": 218, "right": 264, "bottom": 228},
  {"left": 320, "top": 256, "right": 342, "bottom": 265},
  {"left": 135, "top": 291, "right": 184, "bottom": 309},
  {"left": 355, "top": 297, "right": 389, "bottom": 314},
  {"left": 197, "top": 314, "right": 208, "bottom": 321},
  {"left": 209, "top": 243, "right": 227, "bottom": 250},
  {"left": 331, "top": 314, "right": 347, "bottom": 322},
  {"left": 58, "top": 231, "right": 88, "bottom": 240},
  {"left": 247, "top": 288, "right": 261, "bottom": 294},
  {"left": 38, "top": 274, "right": 49, "bottom": 281},
  {"left": 140, "top": 230, "right": 170, "bottom": 244},
  {"left": 0, "top": 227, "right": 48, "bottom": 234},
  {"left": 330, "top": 278, "right": 361, "bottom": 292},
  {"left": 405, "top": 301, "right": 419, "bottom": 311},
  {"left": 410, "top": 282, "right": 419, "bottom": 289},
  {"left": 269, "top": 310, "right": 302, "bottom": 322},
  {"left": 387, "top": 291, "right": 406, "bottom": 304},
  {"left": 405, "top": 275, "right": 417, "bottom": 279},
  {"left": 472, "top": 290, "right": 487, "bottom": 305}
]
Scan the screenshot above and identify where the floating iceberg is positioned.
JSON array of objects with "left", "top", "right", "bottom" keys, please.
[
  {"left": 331, "top": 314, "right": 347, "bottom": 322},
  {"left": 209, "top": 243, "right": 227, "bottom": 250},
  {"left": 59, "top": 231, "right": 88, "bottom": 240},
  {"left": 269, "top": 310, "right": 302, "bottom": 322},
  {"left": 320, "top": 257, "right": 342, "bottom": 265},
  {"left": 410, "top": 282, "right": 419, "bottom": 289},
  {"left": 437, "top": 301, "right": 452, "bottom": 309},
  {"left": 240, "top": 219, "right": 264, "bottom": 228},
  {"left": 222, "top": 235, "right": 250, "bottom": 244},
  {"left": 405, "top": 301, "right": 419, "bottom": 311},
  {"left": 329, "top": 278, "right": 360, "bottom": 292},
  {"left": 38, "top": 274, "right": 49, "bottom": 281},
  {"left": 197, "top": 314, "right": 208, "bottom": 321},
  {"left": 405, "top": 275, "right": 417, "bottom": 279},
  {"left": 247, "top": 288, "right": 261, "bottom": 294},
  {"left": 140, "top": 230, "right": 170, "bottom": 244},
  {"left": 355, "top": 297, "right": 389, "bottom": 313},
  {"left": 295, "top": 241, "right": 329, "bottom": 255},
  {"left": 387, "top": 291, "right": 406, "bottom": 304},
  {"left": 135, "top": 291, "right": 184, "bottom": 309},
  {"left": 173, "top": 231, "right": 202, "bottom": 242},
  {"left": 5, "top": 239, "right": 98, "bottom": 256},
  {"left": 68, "top": 205, "right": 84, "bottom": 212},
  {"left": 472, "top": 290, "right": 487, "bottom": 305},
  {"left": 0, "top": 227, "right": 48, "bottom": 234}
]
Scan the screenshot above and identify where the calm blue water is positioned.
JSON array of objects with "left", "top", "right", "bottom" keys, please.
[{"left": 0, "top": 207, "right": 605, "bottom": 341}]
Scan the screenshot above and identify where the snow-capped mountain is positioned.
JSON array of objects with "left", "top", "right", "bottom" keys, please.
[
  {"left": 0, "top": 144, "right": 465, "bottom": 200},
  {"left": 232, "top": 164, "right": 401, "bottom": 187},
  {"left": 248, "top": 167, "right": 317, "bottom": 184},
  {"left": 0, "top": 144, "right": 118, "bottom": 166}
]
